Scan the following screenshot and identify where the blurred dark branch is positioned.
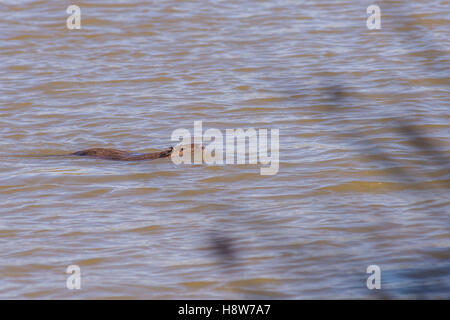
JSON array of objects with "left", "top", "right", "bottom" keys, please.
[
  {"left": 325, "top": 85, "right": 449, "bottom": 188},
  {"left": 395, "top": 121, "right": 450, "bottom": 170}
]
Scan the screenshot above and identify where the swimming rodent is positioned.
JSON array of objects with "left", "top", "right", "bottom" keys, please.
[{"left": 72, "top": 143, "right": 204, "bottom": 161}]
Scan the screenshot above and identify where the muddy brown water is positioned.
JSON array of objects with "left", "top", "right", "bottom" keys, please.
[{"left": 0, "top": 0, "right": 449, "bottom": 299}]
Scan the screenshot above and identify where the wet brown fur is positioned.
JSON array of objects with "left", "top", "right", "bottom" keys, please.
[{"left": 72, "top": 147, "right": 173, "bottom": 161}]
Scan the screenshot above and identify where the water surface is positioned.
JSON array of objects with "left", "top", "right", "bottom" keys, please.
[{"left": 0, "top": 0, "right": 449, "bottom": 299}]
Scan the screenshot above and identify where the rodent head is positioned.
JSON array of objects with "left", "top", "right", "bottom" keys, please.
[{"left": 171, "top": 143, "right": 205, "bottom": 161}]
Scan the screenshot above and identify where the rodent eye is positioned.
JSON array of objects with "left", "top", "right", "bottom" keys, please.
[{"left": 181, "top": 148, "right": 184, "bottom": 151}]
